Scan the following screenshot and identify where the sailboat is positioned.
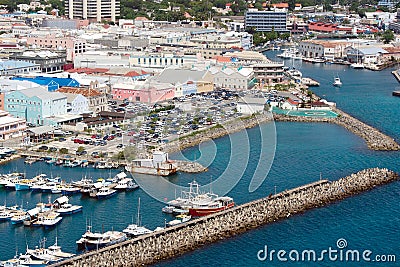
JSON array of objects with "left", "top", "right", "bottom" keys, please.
[
  {"left": 350, "top": 43, "right": 364, "bottom": 69},
  {"left": 122, "top": 198, "right": 152, "bottom": 237},
  {"left": 333, "top": 75, "right": 342, "bottom": 87}
]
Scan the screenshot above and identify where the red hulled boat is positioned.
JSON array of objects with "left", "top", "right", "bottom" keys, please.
[{"left": 189, "top": 196, "right": 235, "bottom": 217}]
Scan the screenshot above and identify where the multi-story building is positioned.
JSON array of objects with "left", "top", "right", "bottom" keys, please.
[
  {"left": 5, "top": 87, "right": 67, "bottom": 126},
  {"left": 26, "top": 34, "right": 86, "bottom": 61},
  {"left": 129, "top": 53, "right": 199, "bottom": 69},
  {"left": 210, "top": 67, "right": 255, "bottom": 91},
  {"left": 0, "top": 60, "right": 40, "bottom": 76},
  {"left": 251, "top": 61, "right": 285, "bottom": 86},
  {"left": 57, "top": 87, "right": 108, "bottom": 114},
  {"left": 65, "top": 0, "right": 120, "bottom": 22},
  {"left": 0, "top": 110, "right": 26, "bottom": 141},
  {"left": 12, "top": 50, "right": 67, "bottom": 73},
  {"left": 244, "top": 9, "right": 288, "bottom": 33},
  {"left": 299, "top": 40, "right": 348, "bottom": 60}
]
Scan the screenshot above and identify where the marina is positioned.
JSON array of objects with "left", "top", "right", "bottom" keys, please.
[{"left": 48, "top": 168, "right": 398, "bottom": 267}]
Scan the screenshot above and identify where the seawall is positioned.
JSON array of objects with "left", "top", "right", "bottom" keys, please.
[
  {"left": 273, "top": 108, "right": 400, "bottom": 151},
  {"left": 49, "top": 168, "right": 398, "bottom": 267}
]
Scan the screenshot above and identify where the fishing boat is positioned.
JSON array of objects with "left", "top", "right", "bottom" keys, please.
[
  {"left": 1, "top": 253, "right": 48, "bottom": 267},
  {"left": 167, "top": 214, "right": 191, "bottom": 227},
  {"left": 10, "top": 211, "right": 29, "bottom": 224},
  {"left": 95, "top": 186, "right": 117, "bottom": 199},
  {"left": 15, "top": 179, "right": 35, "bottom": 191},
  {"left": 27, "top": 237, "right": 74, "bottom": 263},
  {"left": 189, "top": 196, "right": 235, "bottom": 217},
  {"left": 76, "top": 225, "right": 127, "bottom": 250},
  {"left": 39, "top": 212, "right": 63, "bottom": 229},
  {"left": 333, "top": 76, "right": 342, "bottom": 87},
  {"left": 53, "top": 196, "right": 82, "bottom": 215}
]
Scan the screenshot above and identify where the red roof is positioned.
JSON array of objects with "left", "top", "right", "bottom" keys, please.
[
  {"left": 57, "top": 87, "right": 102, "bottom": 97},
  {"left": 123, "top": 71, "right": 141, "bottom": 77},
  {"left": 212, "top": 56, "right": 231, "bottom": 63},
  {"left": 287, "top": 98, "right": 299, "bottom": 105},
  {"left": 308, "top": 22, "right": 337, "bottom": 33},
  {"left": 272, "top": 3, "right": 289, "bottom": 8}
]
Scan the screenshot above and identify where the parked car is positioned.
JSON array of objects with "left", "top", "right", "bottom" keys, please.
[
  {"left": 76, "top": 150, "right": 87, "bottom": 156},
  {"left": 49, "top": 147, "right": 57, "bottom": 152},
  {"left": 58, "top": 137, "right": 66, "bottom": 142},
  {"left": 37, "top": 145, "right": 48, "bottom": 151}
]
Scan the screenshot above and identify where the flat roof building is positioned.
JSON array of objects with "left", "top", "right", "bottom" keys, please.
[
  {"left": 65, "top": 0, "right": 120, "bottom": 22},
  {"left": 245, "top": 9, "right": 288, "bottom": 33}
]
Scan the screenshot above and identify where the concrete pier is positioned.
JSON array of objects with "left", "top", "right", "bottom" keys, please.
[{"left": 49, "top": 168, "right": 398, "bottom": 267}]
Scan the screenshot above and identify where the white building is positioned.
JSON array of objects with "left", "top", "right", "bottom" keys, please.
[
  {"left": 0, "top": 110, "right": 26, "bottom": 141},
  {"left": 64, "top": 93, "right": 89, "bottom": 114},
  {"left": 210, "top": 67, "right": 255, "bottom": 91},
  {"left": 237, "top": 97, "right": 265, "bottom": 114},
  {"left": 65, "top": 0, "right": 120, "bottom": 22}
]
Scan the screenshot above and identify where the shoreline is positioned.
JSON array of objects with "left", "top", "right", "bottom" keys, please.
[
  {"left": 48, "top": 167, "right": 399, "bottom": 267},
  {"left": 161, "top": 105, "right": 399, "bottom": 155}
]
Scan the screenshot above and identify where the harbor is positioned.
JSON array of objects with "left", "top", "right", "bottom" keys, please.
[{"left": 48, "top": 168, "right": 398, "bottom": 267}]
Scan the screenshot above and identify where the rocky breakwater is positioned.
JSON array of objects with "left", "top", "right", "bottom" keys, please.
[
  {"left": 162, "top": 113, "right": 273, "bottom": 154},
  {"left": 174, "top": 160, "right": 208, "bottom": 173},
  {"left": 274, "top": 110, "right": 400, "bottom": 151},
  {"left": 333, "top": 108, "right": 400, "bottom": 151},
  {"left": 49, "top": 168, "right": 398, "bottom": 267}
]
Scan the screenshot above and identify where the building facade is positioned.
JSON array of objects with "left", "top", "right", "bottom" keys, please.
[
  {"left": 251, "top": 61, "right": 285, "bottom": 86},
  {"left": 12, "top": 50, "right": 67, "bottom": 73},
  {"left": 65, "top": 0, "right": 120, "bottom": 22},
  {"left": 0, "top": 110, "right": 26, "bottom": 141},
  {"left": 5, "top": 87, "right": 67, "bottom": 126},
  {"left": 244, "top": 9, "right": 288, "bottom": 33}
]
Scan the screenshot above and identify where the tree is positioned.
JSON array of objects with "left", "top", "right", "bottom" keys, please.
[
  {"left": 382, "top": 30, "right": 394, "bottom": 44},
  {"left": 59, "top": 148, "right": 68, "bottom": 154}
]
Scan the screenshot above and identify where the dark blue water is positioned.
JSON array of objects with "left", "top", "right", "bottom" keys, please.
[{"left": 1, "top": 53, "right": 400, "bottom": 266}]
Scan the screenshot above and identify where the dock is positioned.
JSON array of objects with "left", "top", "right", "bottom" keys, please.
[{"left": 48, "top": 168, "right": 398, "bottom": 267}]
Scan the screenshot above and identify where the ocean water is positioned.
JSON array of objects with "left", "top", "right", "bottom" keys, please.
[{"left": 1, "top": 53, "right": 400, "bottom": 266}]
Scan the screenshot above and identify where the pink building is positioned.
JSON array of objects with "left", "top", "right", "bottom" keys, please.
[
  {"left": 26, "top": 34, "right": 86, "bottom": 61},
  {"left": 112, "top": 81, "right": 175, "bottom": 104}
]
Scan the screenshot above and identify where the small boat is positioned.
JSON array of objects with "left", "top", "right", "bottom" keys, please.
[
  {"left": 24, "top": 157, "right": 37, "bottom": 164},
  {"left": 333, "top": 76, "right": 342, "bottom": 87},
  {"left": 10, "top": 211, "right": 29, "bottom": 225},
  {"left": 54, "top": 159, "right": 64, "bottom": 166},
  {"left": 115, "top": 178, "right": 138, "bottom": 191},
  {"left": 96, "top": 186, "right": 117, "bottom": 199},
  {"left": 1, "top": 253, "right": 48, "bottom": 267},
  {"left": 15, "top": 179, "right": 35, "bottom": 191},
  {"left": 27, "top": 237, "right": 72, "bottom": 263},
  {"left": 40, "top": 212, "right": 63, "bottom": 229},
  {"left": 53, "top": 196, "right": 82, "bottom": 215},
  {"left": 350, "top": 62, "right": 364, "bottom": 69},
  {"left": 161, "top": 206, "right": 175, "bottom": 214},
  {"left": 167, "top": 214, "right": 191, "bottom": 227},
  {"left": 122, "top": 224, "right": 153, "bottom": 237}
]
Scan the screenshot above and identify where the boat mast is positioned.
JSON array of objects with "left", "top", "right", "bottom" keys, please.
[{"left": 137, "top": 197, "right": 141, "bottom": 226}]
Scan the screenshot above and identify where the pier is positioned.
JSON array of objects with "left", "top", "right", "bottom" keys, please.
[{"left": 49, "top": 167, "right": 398, "bottom": 267}]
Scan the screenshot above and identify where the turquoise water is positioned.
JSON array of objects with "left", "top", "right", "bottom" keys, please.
[
  {"left": 272, "top": 106, "right": 339, "bottom": 118},
  {"left": 1, "top": 53, "right": 400, "bottom": 266}
]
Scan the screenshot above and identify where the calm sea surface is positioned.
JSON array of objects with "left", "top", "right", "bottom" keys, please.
[{"left": 1, "top": 51, "right": 400, "bottom": 266}]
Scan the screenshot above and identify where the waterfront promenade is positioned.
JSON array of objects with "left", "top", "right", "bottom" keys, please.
[{"left": 49, "top": 167, "right": 398, "bottom": 267}]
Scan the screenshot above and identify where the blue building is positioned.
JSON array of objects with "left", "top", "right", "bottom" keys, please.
[
  {"left": 11, "top": 76, "right": 80, "bottom": 91},
  {"left": 0, "top": 60, "right": 40, "bottom": 76},
  {"left": 5, "top": 87, "right": 67, "bottom": 126}
]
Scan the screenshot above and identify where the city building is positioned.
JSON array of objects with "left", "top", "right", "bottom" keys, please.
[
  {"left": 251, "top": 61, "right": 285, "bottom": 86},
  {"left": 210, "top": 67, "right": 255, "bottom": 91},
  {"left": 12, "top": 76, "right": 80, "bottom": 91},
  {"left": 152, "top": 69, "right": 214, "bottom": 97},
  {"left": 0, "top": 60, "right": 40, "bottom": 76},
  {"left": 4, "top": 87, "right": 67, "bottom": 126},
  {"left": 112, "top": 80, "right": 175, "bottom": 104},
  {"left": 244, "top": 9, "right": 288, "bottom": 33},
  {"left": 12, "top": 50, "right": 67, "bottom": 73},
  {"left": 237, "top": 97, "right": 266, "bottom": 114},
  {"left": 57, "top": 87, "right": 108, "bottom": 114},
  {"left": 0, "top": 110, "right": 26, "bottom": 141},
  {"left": 65, "top": 0, "right": 120, "bottom": 22}
]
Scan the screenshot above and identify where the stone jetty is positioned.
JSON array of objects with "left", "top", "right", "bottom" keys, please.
[
  {"left": 174, "top": 160, "right": 208, "bottom": 173},
  {"left": 162, "top": 113, "right": 273, "bottom": 154},
  {"left": 273, "top": 109, "right": 400, "bottom": 151},
  {"left": 49, "top": 168, "right": 398, "bottom": 267}
]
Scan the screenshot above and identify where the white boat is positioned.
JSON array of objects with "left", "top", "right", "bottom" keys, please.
[
  {"left": 76, "top": 226, "right": 127, "bottom": 250},
  {"left": 10, "top": 211, "right": 29, "bottom": 224},
  {"left": 27, "top": 237, "right": 73, "bottom": 263},
  {"left": 96, "top": 186, "right": 117, "bottom": 199},
  {"left": 161, "top": 206, "right": 175, "bottom": 214},
  {"left": 122, "top": 224, "right": 153, "bottom": 237},
  {"left": 115, "top": 178, "right": 139, "bottom": 191},
  {"left": 53, "top": 196, "right": 82, "bottom": 215},
  {"left": 350, "top": 62, "right": 364, "bottom": 69},
  {"left": 1, "top": 253, "right": 48, "bottom": 266},
  {"left": 39, "top": 212, "right": 62, "bottom": 228},
  {"left": 333, "top": 76, "right": 342, "bottom": 87},
  {"left": 167, "top": 214, "right": 191, "bottom": 227},
  {"left": 126, "top": 151, "right": 177, "bottom": 176}
]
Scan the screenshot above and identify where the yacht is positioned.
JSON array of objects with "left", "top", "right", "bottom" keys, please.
[
  {"left": 53, "top": 196, "right": 82, "bottom": 215},
  {"left": 333, "top": 76, "right": 342, "bottom": 87},
  {"left": 96, "top": 186, "right": 117, "bottom": 199},
  {"left": 115, "top": 178, "right": 139, "bottom": 191},
  {"left": 27, "top": 237, "right": 73, "bottom": 263},
  {"left": 122, "top": 224, "right": 153, "bottom": 237},
  {"left": 1, "top": 253, "right": 48, "bottom": 266},
  {"left": 76, "top": 226, "right": 127, "bottom": 250},
  {"left": 189, "top": 196, "right": 235, "bottom": 217},
  {"left": 40, "top": 212, "right": 63, "bottom": 228},
  {"left": 10, "top": 211, "right": 29, "bottom": 224},
  {"left": 350, "top": 62, "right": 364, "bottom": 69},
  {"left": 167, "top": 214, "right": 192, "bottom": 227}
]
